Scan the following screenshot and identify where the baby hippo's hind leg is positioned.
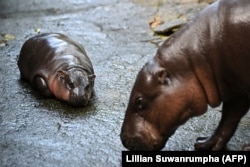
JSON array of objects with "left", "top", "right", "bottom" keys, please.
[
  {"left": 33, "top": 76, "right": 53, "bottom": 97},
  {"left": 195, "top": 95, "right": 250, "bottom": 150}
]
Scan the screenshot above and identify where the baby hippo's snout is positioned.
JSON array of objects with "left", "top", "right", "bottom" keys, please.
[{"left": 69, "top": 82, "right": 93, "bottom": 107}]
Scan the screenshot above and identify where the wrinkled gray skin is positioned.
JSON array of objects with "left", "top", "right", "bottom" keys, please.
[
  {"left": 18, "top": 33, "right": 95, "bottom": 107},
  {"left": 121, "top": 0, "right": 250, "bottom": 151}
]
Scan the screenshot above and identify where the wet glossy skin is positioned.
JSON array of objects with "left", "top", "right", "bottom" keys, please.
[
  {"left": 121, "top": 0, "right": 250, "bottom": 150},
  {"left": 18, "top": 33, "right": 95, "bottom": 107}
]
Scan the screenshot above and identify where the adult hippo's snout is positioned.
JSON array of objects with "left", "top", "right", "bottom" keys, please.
[{"left": 120, "top": 116, "right": 169, "bottom": 151}]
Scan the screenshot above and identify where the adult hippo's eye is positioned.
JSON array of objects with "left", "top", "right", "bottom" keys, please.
[{"left": 136, "top": 97, "right": 145, "bottom": 111}]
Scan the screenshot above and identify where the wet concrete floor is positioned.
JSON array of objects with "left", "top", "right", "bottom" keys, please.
[{"left": 0, "top": 0, "right": 249, "bottom": 166}]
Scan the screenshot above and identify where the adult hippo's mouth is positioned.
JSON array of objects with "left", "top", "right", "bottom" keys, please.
[{"left": 120, "top": 115, "right": 176, "bottom": 151}]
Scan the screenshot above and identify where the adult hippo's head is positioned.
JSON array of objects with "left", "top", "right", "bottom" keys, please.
[
  {"left": 49, "top": 67, "right": 95, "bottom": 107},
  {"left": 120, "top": 52, "right": 210, "bottom": 150}
]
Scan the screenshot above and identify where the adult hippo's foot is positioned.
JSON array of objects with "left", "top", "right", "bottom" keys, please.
[
  {"left": 195, "top": 137, "right": 228, "bottom": 151},
  {"left": 195, "top": 95, "right": 250, "bottom": 151},
  {"left": 242, "top": 143, "right": 250, "bottom": 151}
]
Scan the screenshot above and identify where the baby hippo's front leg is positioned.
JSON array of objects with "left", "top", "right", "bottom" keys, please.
[{"left": 33, "top": 76, "right": 53, "bottom": 97}]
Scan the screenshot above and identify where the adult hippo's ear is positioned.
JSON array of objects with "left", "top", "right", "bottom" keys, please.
[{"left": 156, "top": 68, "right": 171, "bottom": 85}]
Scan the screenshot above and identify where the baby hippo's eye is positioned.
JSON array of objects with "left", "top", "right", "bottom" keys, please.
[{"left": 67, "top": 81, "right": 75, "bottom": 89}]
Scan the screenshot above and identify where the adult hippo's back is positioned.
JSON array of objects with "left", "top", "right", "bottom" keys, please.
[
  {"left": 120, "top": 0, "right": 250, "bottom": 150},
  {"left": 18, "top": 33, "right": 95, "bottom": 107}
]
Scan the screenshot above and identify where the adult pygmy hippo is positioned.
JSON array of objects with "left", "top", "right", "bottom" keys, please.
[
  {"left": 120, "top": 0, "right": 250, "bottom": 150},
  {"left": 17, "top": 33, "right": 95, "bottom": 107}
]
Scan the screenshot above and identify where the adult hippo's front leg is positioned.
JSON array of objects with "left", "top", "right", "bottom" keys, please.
[{"left": 195, "top": 95, "right": 250, "bottom": 150}]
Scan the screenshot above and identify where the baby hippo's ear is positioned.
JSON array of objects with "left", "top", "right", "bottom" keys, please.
[
  {"left": 155, "top": 68, "right": 170, "bottom": 85},
  {"left": 57, "top": 70, "right": 68, "bottom": 79},
  {"left": 88, "top": 74, "right": 96, "bottom": 81}
]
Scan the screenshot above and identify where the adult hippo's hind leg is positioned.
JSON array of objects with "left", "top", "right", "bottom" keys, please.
[
  {"left": 195, "top": 95, "right": 250, "bottom": 151},
  {"left": 33, "top": 76, "right": 53, "bottom": 97}
]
